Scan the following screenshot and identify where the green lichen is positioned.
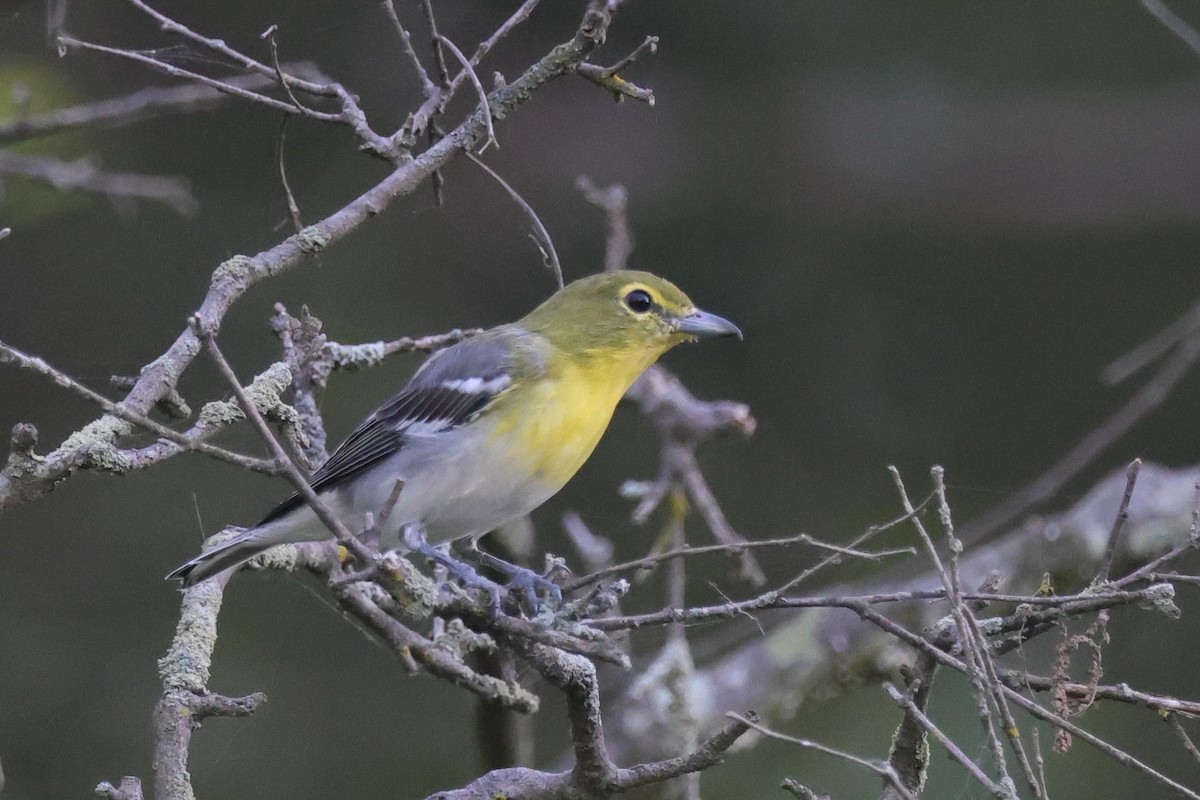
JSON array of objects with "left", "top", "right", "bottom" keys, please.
[
  {"left": 55, "top": 416, "right": 135, "bottom": 473},
  {"left": 158, "top": 578, "right": 224, "bottom": 692},
  {"left": 326, "top": 341, "right": 386, "bottom": 371},
  {"left": 59, "top": 415, "right": 132, "bottom": 453},
  {"left": 244, "top": 362, "right": 294, "bottom": 415},
  {"left": 250, "top": 541, "right": 319, "bottom": 575},
  {"left": 209, "top": 254, "right": 253, "bottom": 289},
  {"left": 1144, "top": 581, "right": 1181, "bottom": 620},
  {"left": 197, "top": 399, "right": 243, "bottom": 429},
  {"left": 86, "top": 442, "right": 135, "bottom": 473},
  {"left": 379, "top": 553, "right": 442, "bottom": 618},
  {"left": 434, "top": 618, "right": 495, "bottom": 658},
  {"left": 297, "top": 225, "right": 330, "bottom": 254}
]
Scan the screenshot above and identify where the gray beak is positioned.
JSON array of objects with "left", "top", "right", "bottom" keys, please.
[{"left": 676, "top": 309, "right": 742, "bottom": 340}]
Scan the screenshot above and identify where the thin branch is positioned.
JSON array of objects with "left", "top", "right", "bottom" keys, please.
[
  {"left": 198, "top": 325, "right": 376, "bottom": 567},
  {"left": 382, "top": 0, "right": 436, "bottom": 97},
  {"left": 1006, "top": 672, "right": 1200, "bottom": 718},
  {"left": 419, "top": 0, "right": 452, "bottom": 89},
  {"left": 56, "top": 36, "right": 328, "bottom": 119},
  {"left": 1114, "top": 480, "right": 1200, "bottom": 588},
  {"left": 564, "top": 532, "right": 911, "bottom": 594},
  {"left": 1095, "top": 458, "right": 1142, "bottom": 583},
  {"left": 849, "top": 603, "right": 1200, "bottom": 800},
  {"left": 615, "top": 716, "right": 750, "bottom": 789},
  {"left": 275, "top": 117, "right": 304, "bottom": 232},
  {"left": 117, "top": 0, "right": 338, "bottom": 96},
  {"left": 466, "top": 153, "right": 563, "bottom": 289},
  {"left": 324, "top": 327, "right": 481, "bottom": 370},
  {"left": 773, "top": 493, "right": 934, "bottom": 595},
  {"left": 725, "top": 713, "right": 916, "bottom": 800},
  {"left": 437, "top": 34, "right": 497, "bottom": 152},
  {"left": 0, "top": 339, "right": 279, "bottom": 474},
  {"left": 892, "top": 467, "right": 1015, "bottom": 792},
  {"left": 576, "top": 35, "right": 659, "bottom": 105},
  {"left": 586, "top": 580, "right": 1171, "bottom": 633},
  {"left": 0, "top": 63, "right": 331, "bottom": 146},
  {"left": 884, "top": 682, "right": 1007, "bottom": 798},
  {"left": 1168, "top": 715, "right": 1200, "bottom": 765}
]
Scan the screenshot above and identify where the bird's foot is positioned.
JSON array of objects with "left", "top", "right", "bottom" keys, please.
[
  {"left": 474, "top": 549, "right": 563, "bottom": 613},
  {"left": 414, "top": 539, "right": 503, "bottom": 616}
]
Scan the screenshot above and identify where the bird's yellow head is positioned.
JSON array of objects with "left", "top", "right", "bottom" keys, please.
[{"left": 521, "top": 270, "right": 741, "bottom": 362}]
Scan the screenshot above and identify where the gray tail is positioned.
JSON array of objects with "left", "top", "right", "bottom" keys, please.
[{"left": 165, "top": 532, "right": 273, "bottom": 587}]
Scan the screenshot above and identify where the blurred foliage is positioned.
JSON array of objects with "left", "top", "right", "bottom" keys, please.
[{"left": 0, "top": 56, "right": 92, "bottom": 226}]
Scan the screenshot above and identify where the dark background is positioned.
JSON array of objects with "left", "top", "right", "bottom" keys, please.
[{"left": 2, "top": 1, "right": 1200, "bottom": 797}]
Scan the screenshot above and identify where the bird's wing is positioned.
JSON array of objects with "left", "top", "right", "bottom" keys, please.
[{"left": 257, "top": 327, "right": 543, "bottom": 526}]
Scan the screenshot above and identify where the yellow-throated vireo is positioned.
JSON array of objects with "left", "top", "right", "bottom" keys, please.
[{"left": 168, "top": 270, "right": 740, "bottom": 594}]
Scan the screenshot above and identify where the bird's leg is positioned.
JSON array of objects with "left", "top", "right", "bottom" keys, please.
[
  {"left": 464, "top": 542, "right": 563, "bottom": 612},
  {"left": 404, "top": 524, "right": 504, "bottom": 615}
]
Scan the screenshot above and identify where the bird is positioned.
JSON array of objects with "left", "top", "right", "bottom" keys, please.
[{"left": 167, "top": 270, "right": 741, "bottom": 597}]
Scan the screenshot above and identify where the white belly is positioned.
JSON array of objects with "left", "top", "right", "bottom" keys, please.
[{"left": 317, "top": 423, "right": 561, "bottom": 548}]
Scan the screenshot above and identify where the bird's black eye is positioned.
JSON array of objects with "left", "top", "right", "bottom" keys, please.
[{"left": 624, "top": 289, "right": 653, "bottom": 313}]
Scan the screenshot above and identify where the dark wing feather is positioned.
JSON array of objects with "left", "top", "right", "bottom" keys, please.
[{"left": 257, "top": 329, "right": 531, "bottom": 526}]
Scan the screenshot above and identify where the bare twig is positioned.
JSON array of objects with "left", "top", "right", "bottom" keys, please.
[
  {"left": 0, "top": 338, "right": 280, "bottom": 474},
  {"left": 773, "top": 494, "right": 934, "bottom": 595},
  {"left": 275, "top": 118, "right": 304, "bottom": 232},
  {"left": 1096, "top": 458, "right": 1142, "bottom": 583},
  {"left": 419, "top": 0, "right": 452, "bottom": 89},
  {"left": 576, "top": 35, "right": 659, "bottom": 105},
  {"left": 57, "top": 36, "right": 328, "bottom": 119},
  {"left": 726, "top": 713, "right": 917, "bottom": 800},
  {"left": 438, "top": 35, "right": 497, "bottom": 152},
  {"left": 0, "top": 63, "right": 331, "bottom": 146},
  {"left": 1005, "top": 671, "right": 1200, "bottom": 718},
  {"left": 117, "top": 0, "right": 337, "bottom": 96},
  {"left": 564, "top": 532, "right": 911, "bottom": 594},
  {"left": 197, "top": 325, "right": 375, "bottom": 566},
  {"left": 1168, "top": 715, "right": 1200, "bottom": 765},
  {"left": 892, "top": 467, "right": 1015, "bottom": 792},
  {"left": 1114, "top": 480, "right": 1200, "bottom": 588},
  {"left": 884, "top": 681, "right": 1006, "bottom": 798},
  {"left": 382, "top": 0, "right": 436, "bottom": 97},
  {"left": 467, "top": 153, "right": 563, "bottom": 288}
]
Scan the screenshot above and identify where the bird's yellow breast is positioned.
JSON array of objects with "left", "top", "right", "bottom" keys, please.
[{"left": 489, "top": 349, "right": 658, "bottom": 488}]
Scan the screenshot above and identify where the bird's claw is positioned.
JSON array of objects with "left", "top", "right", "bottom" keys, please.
[
  {"left": 475, "top": 550, "right": 562, "bottom": 614},
  {"left": 415, "top": 539, "right": 504, "bottom": 615}
]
